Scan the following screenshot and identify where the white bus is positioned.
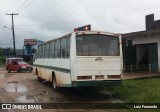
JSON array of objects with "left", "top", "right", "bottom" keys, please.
[{"left": 33, "top": 31, "right": 123, "bottom": 91}]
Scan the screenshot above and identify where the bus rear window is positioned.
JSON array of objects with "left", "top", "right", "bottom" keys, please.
[{"left": 76, "top": 34, "right": 120, "bottom": 56}]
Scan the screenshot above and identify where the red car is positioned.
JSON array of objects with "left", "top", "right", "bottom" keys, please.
[{"left": 5, "top": 58, "right": 33, "bottom": 73}]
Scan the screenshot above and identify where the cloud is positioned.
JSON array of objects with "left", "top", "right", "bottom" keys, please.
[{"left": 0, "top": 0, "right": 160, "bottom": 49}]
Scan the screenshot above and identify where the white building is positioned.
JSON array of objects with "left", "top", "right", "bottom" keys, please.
[{"left": 122, "top": 14, "right": 160, "bottom": 72}]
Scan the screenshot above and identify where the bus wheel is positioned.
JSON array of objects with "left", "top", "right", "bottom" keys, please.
[{"left": 52, "top": 76, "right": 59, "bottom": 92}]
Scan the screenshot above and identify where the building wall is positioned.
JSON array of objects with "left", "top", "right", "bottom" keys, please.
[{"left": 126, "top": 34, "right": 160, "bottom": 71}]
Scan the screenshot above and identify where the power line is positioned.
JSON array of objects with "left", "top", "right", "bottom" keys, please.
[
  {"left": 44, "top": 0, "right": 92, "bottom": 25},
  {"left": 16, "top": 1, "right": 160, "bottom": 27},
  {"left": 17, "top": 0, "right": 36, "bottom": 13},
  {"left": 29, "top": 0, "right": 81, "bottom": 25},
  {"left": 0, "top": 17, "right": 12, "bottom": 40},
  {"left": 14, "top": 0, "right": 28, "bottom": 13},
  {"left": 33, "top": 0, "right": 61, "bottom": 20},
  {"left": 18, "top": 0, "right": 92, "bottom": 27},
  {"left": 0, "top": 15, "right": 6, "bottom": 27},
  {"left": 0, "top": 0, "right": 19, "bottom": 28},
  {"left": 7, "top": 0, "right": 19, "bottom": 13},
  {"left": 16, "top": 27, "right": 53, "bottom": 37},
  {"left": 46, "top": 2, "right": 160, "bottom": 25},
  {"left": 26, "top": 0, "right": 53, "bottom": 16}
]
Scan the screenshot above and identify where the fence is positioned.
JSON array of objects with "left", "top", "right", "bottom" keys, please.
[{"left": 123, "top": 64, "right": 160, "bottom": 79}]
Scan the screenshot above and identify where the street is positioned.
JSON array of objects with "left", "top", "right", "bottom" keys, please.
[{"left": 0, "top": 68, "right": 122, "bottom": 112}]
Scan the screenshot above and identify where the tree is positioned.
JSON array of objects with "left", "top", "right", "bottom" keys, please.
[{"left": 0, "top": 47, "right": 2, "bottom": 56}]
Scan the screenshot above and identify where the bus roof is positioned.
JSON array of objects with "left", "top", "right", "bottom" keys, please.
[
  {"left": 75, "top": 31, "right": 121, "bottom": 36},
  {"left": 38, "top": 31, "right": 121, "bottom": 46}
]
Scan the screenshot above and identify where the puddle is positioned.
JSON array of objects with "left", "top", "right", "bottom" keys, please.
[
  {"left": 4, "top": 81, "right": 27, "bottom": 93},
  {"left": 17, "top": 95, "right": 35, "bottom": 103},
  {"left": 0, "top": 74, "right": 5, "bottom": 79}
]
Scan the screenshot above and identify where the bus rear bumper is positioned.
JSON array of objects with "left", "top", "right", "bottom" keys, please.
[{"left": 72, "top": 80, "right": 122, "bottom": 87}]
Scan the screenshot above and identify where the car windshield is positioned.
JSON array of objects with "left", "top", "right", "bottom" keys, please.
[{"left": 17, "top": 61, "right": 27, "bottom": 64}]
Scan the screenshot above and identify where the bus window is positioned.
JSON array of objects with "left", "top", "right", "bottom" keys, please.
[
  {"left": 76, "top": 34, "right": 120, "bottom": 56},
  {"left": 61, "top": 38, "right": 67, "bottom": 58},
  {"left": 66, "top": 37, "right": 70, "bottom": 58}
]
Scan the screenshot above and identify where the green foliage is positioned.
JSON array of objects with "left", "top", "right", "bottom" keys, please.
[
  {"left": 9, "top": 48, "right": 14, "bottom": 56},
  {"left": 107, "top": 78, "right": 160, "bottom": 112},
  {"left": 0, "top": 61, "right": 5, "bottom": 67},
  {"left": 0, "top": 47, "right": 2, "bottom": 56},
  {"left": 112, "top": 78, "right": 160, "bottom": 103}
]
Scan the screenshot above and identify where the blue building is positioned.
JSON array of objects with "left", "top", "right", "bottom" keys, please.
[{"left": 23, "top": 39, "right": 44, "bottom": 56}]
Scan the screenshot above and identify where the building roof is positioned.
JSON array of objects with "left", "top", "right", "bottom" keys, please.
[
  {"left": 122, "top": 14, "right": 160, "bottom": 39},
  {"left": 122, "top": 28, "right": 160, "bottom": 38}
]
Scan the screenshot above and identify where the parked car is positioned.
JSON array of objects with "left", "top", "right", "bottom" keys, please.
[{"left": 5, "top": 58, "right": 33, "bottom": 73}]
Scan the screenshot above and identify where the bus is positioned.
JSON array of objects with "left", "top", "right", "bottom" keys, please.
[{"left": 33, "top": 31, "right": 123, "bottom": 91}]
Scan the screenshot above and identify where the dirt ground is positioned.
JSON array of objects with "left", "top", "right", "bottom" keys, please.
[{"left": 0, "top": 68, "right": 123, "bottom": 112}]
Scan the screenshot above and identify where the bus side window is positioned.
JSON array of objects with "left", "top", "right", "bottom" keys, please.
[
  {"left": 45, "top": 44, "right": 47, "bottom": 58},
  {"left": 66, "top": 37, "right": 70, "bottom": 58},
  {"left": 54, "top": 41, "right": 58, "bottom": 58},
  {"left": 49, "top": 42, "right": 52, "bottom": 58},
  {"left": 46, "top": 43, "right": 50, "bottom": 58},
  {"left": 58, "top": 39, "right": 61, "bottom": 58},
  {"left": 42, "top": 45, "right": 44, "bottom": 58},
  {"left": 44, "top": 44, "right": 46, "bottom": 58},
  {"left": 61, "top": 38, "right": 67, "bottom": 58},
  {"left": 37, "top": 47, "right": 39, "bottom": 58}
]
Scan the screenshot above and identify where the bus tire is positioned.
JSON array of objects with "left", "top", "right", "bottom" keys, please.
[{"left": 52, "top": 74, "right": 59, "bottom": 92}]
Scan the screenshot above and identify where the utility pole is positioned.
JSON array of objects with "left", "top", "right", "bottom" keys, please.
[{"left": 6, "top": 13, "right": 18, "bottom": 57}]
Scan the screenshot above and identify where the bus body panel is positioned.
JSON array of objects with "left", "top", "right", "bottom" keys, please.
[
  {"left": 33, "top": 58, "right": 72, "bottom": 86},
  {"left": 76, "top": 57, "right": 121, "bottom": 71},
  {"left": 34, "top": 66, "right": 72, "bottom": 87},
  {"left": 70, "top": 32, "right": 76, "bottom": 82},
  {"left": 74, "top": 57, "right": 122, "bottom": 81},
  {"left": 72, "top": 32, "right": 123, "bottom": 86}
]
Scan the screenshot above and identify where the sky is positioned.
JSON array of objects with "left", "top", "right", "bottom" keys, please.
[{"left": 0, "top": 0, "right": 160, "bottom": 49}]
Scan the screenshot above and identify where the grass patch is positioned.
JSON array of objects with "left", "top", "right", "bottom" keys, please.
[
  {"left": 112, "top": 78, "right": 160, "bottom": 103},
  {"left": 108, "top": 78, "right": 160, "bottom": 112}
]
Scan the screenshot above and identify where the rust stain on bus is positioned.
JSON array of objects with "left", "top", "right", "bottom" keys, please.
[{"left": 36, "top": 67, "right": 63, "bottom": 85}]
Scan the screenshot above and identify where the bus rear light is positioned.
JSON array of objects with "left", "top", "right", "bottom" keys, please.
[
  {"left": 108, "top": 75, "right": 121, "bottom": 79},
  {"left": 95, "top": 75, "right": 104, "bottom": 79},
  {"left": 77, "top": 76, "right": 92, "bottom": 80}
]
